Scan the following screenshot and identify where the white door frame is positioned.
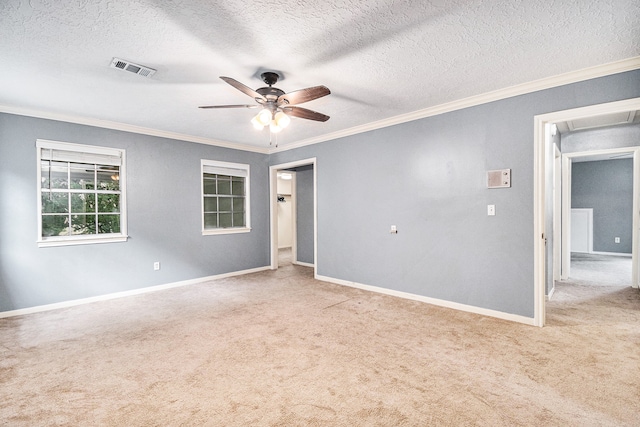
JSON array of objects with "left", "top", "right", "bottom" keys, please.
[
  {"left": 534, "top": 97, "right": 640, "bottom": 327},
  {"left": 561, "top": 155, "right": 572, "bottom": 279},
  {"left": 552, "top": 144, "right": 562, "bottom": 285},
  {"left": 269, "top": 158, "right": 317, "bottom": 273}
]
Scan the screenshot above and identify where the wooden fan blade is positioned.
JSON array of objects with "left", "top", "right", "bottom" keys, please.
[
  {"left": 220, "top": 76, "right": 267, "bottom": 102},
  {"left": 278, "top": 85, "right": 330, "bottom": 105},
  {"left": 283, "top": 106, "right": 330, "bottom": 122},
  {"left": 199, "top": 104, "right": 258, "bottom": 109}
]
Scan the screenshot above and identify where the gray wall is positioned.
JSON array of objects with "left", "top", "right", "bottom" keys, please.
[
  {"left": 270, "top": 70, "right": 640, "bottom": 318},
  {"left": 0, "top": 114, "right": 270, "bottom": 312},
  {"left": 294, "top": 165, "right": 314, "bottom": 264},
  {"left": 571, "top": 159, "right": 633, "bottom": 253},
  {"left": 2, "top": 70, "right": 639, "bottom": 317}
]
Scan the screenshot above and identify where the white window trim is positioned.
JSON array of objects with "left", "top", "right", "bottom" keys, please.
[
  {"left": 36, "top": 139, "right": 128, "bottom": 247},
  {"left": 201, "top": 159, "right": 251, "bottom": 235}
]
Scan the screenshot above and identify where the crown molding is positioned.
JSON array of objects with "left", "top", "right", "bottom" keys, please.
[
  {"left": 0, "top": 105, "right": 270, "bottom": 154},
  {"left": 2, "top": 56, "right": 638, "bottom": 155},
  {"left": 270, "top": 56, "right": 640, "bottom": 153}
]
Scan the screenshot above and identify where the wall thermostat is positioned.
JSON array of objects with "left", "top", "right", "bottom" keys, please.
[{"left": 487, "top": 169, "right": 511, "bottom": 188}]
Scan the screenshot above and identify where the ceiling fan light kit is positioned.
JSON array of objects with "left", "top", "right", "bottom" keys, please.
[
  {"left": 274, "top": 111, "right": 290, "bottom": 128},
  {"left": 199, "top": 71, "right": 330, "bottom": 140},
  {"left": 251, "top": 109, "right": 273, "bottom": 129}
]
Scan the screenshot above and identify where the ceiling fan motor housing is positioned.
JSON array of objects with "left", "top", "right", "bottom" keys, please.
[
  {"left": 261, "top": 72, "right": 280, "bottom": 86},
  {"left": 256, "top": 86, "right": 285, "bottom": 101}
]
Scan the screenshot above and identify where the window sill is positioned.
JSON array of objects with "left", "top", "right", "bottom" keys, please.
[
  {"left": 37, "top": 235, "right": 128, "bottom": 248},
  {"left": 202, "top": 227, "right": 251, "bottom": 236}
]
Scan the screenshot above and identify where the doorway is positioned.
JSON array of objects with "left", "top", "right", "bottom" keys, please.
[
  {"left": 562, "top": 151, "right": 635, "bottom": 288},
  {"left": 276, "top": 170, "right": 295, "bottom": 266},
  {"left": 534, "top": 97, "right": 640, "bottom": 326},
  {"left": 269, "top": 158, "right": 317, "bottom": 274},
  {"left": 562, "top": 149, "right": 637, "bottom": 282}
]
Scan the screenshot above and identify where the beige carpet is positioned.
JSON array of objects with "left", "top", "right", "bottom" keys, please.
[
  {"left": 1, "top": 263, "right": 639, "bottom": 426},
  {"left": 569, "top": 253, "right": 632, "bottom": 287}
]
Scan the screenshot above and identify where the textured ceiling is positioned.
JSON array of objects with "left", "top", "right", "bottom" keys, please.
[{"left": 1, "top": 0, "right": 639, "bottom": 151}]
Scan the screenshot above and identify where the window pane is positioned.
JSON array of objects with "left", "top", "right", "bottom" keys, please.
[
  {"left": 203, "top": 197, "right": 217, "bottom": 212},
  {"left": 201, "top": 162, "right": 249, "bottom": 233},
  {"left": 98, "top": 215, "right": 120, "bottom": 234},
  {"left": 41, "top": 161, "right": 68, "bottom": 189},
  {"left": 204, "top": 213, "right": 218, "bottom": 229},
  {"left": 71, "top": 193, "right": 96, "bottom": 213},
  {"left": 233, "top": 212, "right": 245, "bottom": 227},
  {"left": 42, "top": 193, "right": 69, "bottom": 213},
  {"left": 203, "top": 178, "right": 217, "bottom": 195},
  {"left": 97, "top": 167, "right": 120, "bottom": 191},
  {"left": 218, "top": 197, "right": 232, "bottom": 212},
  {"left": 219, "top": 212, "right": 232, "bottom": 228},
  {"left": 97, "top": 194, "right": 120, "bottom": 213},
  {"left": 40, "top": 161, "right": 49, "bottom": 188},
  {"left": 71, "top": 214, "right": 96, "bottom": 235},
  {"left": 232, "top": 197, "right": 244, "bottom": 212},
  {"left": 42, "top": 215, "right": 69, "bottom": 237},
  {"left": 70, "top": 164, "right": 95, "bottom": 190},
  {"left": 217, "top": 177, "right": 231, "bottom": 195},
  {"left": 232, "top": 178, "right": 244, "bottom": 196},
  {"left": 38, "top": 142, "right": 126, "bottom": 243}
]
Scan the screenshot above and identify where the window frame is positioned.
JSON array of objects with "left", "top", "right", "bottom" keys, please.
[
  {"left": 36, "top": 139, "right": 128, "bottom": 248},
  {"left": 201, "top": 159, "right": 251, "bottom": 235}
]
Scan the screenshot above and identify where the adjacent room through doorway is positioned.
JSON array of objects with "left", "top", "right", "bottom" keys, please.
[
  {"left": 568, "top": 155, "right": 634, "bottom": 287},
  {"left": 535, "top": 98, "right": 640, "bottom": 326},
  {"left": 270, "top": 158, "right": 316, "bottom": 272}
]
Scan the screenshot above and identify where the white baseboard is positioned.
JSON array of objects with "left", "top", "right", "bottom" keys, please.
[
  {"left": 0, "top": 266, "right": 271, "bottom": 319},
  {"left": 293, "top": 261, "right": 314, "bottom": 268},
  {"left": 315, "top": 274, "right": 536, "bottom": 326},
  {"left": 546, "top": 286, "right": 556, "bottom": 301}
]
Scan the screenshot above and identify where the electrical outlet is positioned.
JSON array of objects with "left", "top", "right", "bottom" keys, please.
[
  {"left": 154, "top": 262, "right": 160, "bottom": 271},
  {"left": 615, "top": 237, "right": 620, "bottom": 244}
]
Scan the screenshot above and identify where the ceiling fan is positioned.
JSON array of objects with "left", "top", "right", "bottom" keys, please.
[{"left": 199, "top": 72, "right": 330, "bottom": 133}]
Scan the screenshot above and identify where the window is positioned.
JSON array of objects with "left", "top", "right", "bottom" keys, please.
[
  {"left": 36, "top": 139, "right": 127, "bottom": 247},
  {"left": 201, "top": 159, "right": 250, "bottom": 235}
]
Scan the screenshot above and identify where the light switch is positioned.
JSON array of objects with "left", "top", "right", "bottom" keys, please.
[{"left": 487, "top": 205, "right": 496, "bottom": 216}]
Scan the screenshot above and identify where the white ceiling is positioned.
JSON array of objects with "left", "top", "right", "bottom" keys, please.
[{"left": 1, "top": 0, "right": 639, "bottom": 151}]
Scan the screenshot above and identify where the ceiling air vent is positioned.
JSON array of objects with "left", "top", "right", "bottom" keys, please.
[{"left": 110, "top": 57, "right": 156, "bottom": 78}]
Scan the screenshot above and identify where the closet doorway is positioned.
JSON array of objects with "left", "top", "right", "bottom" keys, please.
[{"left": 269, "top": 158, "right": 317, "bottom": 273}]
